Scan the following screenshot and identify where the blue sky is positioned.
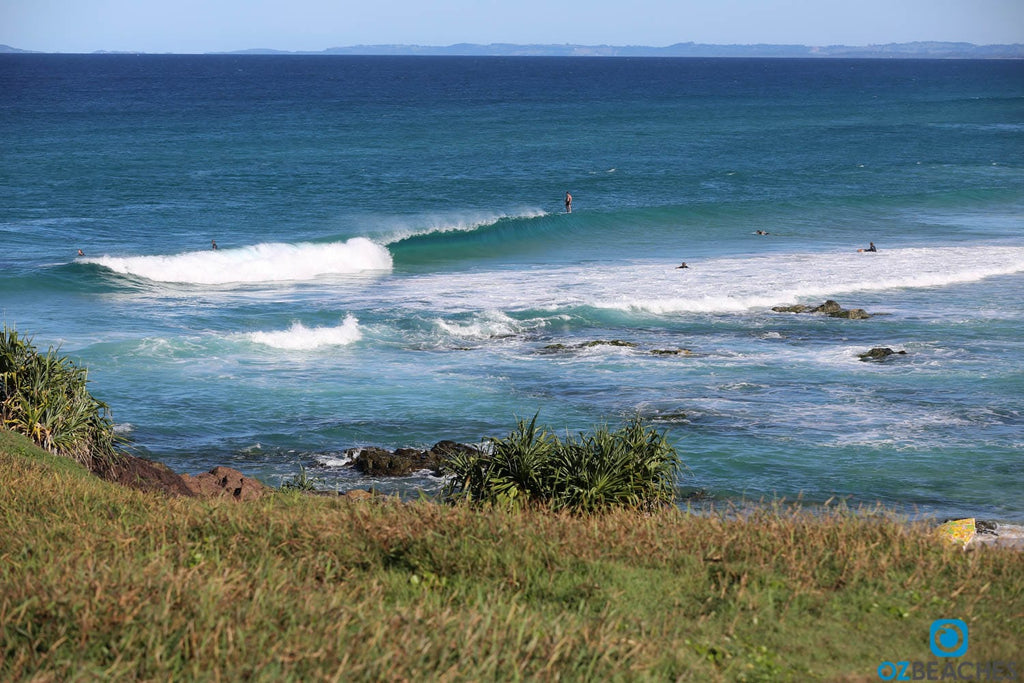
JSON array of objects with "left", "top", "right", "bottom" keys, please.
[{"left": 2, "top": 0, "right": 1022, "bottom": 53}]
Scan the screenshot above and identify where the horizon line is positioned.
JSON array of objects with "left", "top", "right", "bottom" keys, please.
[{"left": 2, "top": 40, "right": 1023, "bottom": 58}]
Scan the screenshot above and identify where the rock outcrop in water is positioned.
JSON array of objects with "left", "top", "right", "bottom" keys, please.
[
  {"left": 350, "top": 440, "right": 481, "bottom": 477},
  {"left": 542, "top": 340, "right": 636, "bottom": 352},
  {"left": 857, "top": 347, "right": 907, "bottom": 362},
  {"left": 541, "top": 340, "right": 694, "bottom": 356},
  {"left": 771, "top": 300, "right": 872, "bottom": 319}
]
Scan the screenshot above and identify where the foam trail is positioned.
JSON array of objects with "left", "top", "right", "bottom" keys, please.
[
  {"left": 86, "top": 238, "right": 392, "bottom": 284},
  {"left": 248, "top": 315, "right": 362, "bottom": 350}
]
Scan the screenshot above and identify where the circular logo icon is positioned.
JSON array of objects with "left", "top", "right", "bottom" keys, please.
[{"left": 929, "top": 619, "right": 968, "bottom": 658}]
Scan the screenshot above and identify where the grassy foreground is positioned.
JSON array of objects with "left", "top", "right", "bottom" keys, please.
[{"left": 2, "top": 430, "right": 1021, "bottom": 681}]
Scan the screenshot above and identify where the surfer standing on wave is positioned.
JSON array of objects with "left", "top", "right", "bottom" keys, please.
[{"left": 565, "top": 191, "right": 572, "bottom": 213}]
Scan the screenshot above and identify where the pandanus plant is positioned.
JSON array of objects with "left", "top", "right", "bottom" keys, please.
[
  {"left": 0, "top": 326, "right": 120, "bottom": 470},
  {"left": 441, "top": 414, "right": 682, "bottom": 514}
]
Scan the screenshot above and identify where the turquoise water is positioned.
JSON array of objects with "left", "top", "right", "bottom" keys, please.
[{"left": 2, "top": 55, "right": 1022, "bottom": 519}]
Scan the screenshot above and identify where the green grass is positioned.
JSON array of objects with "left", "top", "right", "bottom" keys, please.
[{"left": 2, "top": 428, "right": 1021, "bottom": 681}]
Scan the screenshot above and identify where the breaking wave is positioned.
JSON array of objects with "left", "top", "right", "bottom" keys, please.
[
  {"left": 248, "top": 315, "right": 362, "bottom": 350},
  {"left": 85, "top": 238, "right": 392, "bottom": 284}
]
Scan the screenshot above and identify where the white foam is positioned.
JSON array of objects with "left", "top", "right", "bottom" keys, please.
[
  {"left": 248, "top": 315, "right": 362, "bottom": 350},
  {"left": 594, "top": 246, "right": 1024, "bottom": 315},
  {"left": 315, "top": 452, "right": 356, "bottom": 468},
  {"left": 373, "top": 245, "right": 1024, "bottom": 318},
  {"left": 86, "top": 238, "right": 392, "bottom": 284},
  {"left": 435, "top": 310, "right": 525, "bottom": 339}
]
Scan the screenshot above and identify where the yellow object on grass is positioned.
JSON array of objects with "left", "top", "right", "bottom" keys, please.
[{"left": 937, "top": 518, "right": 976, "bottom": 547}]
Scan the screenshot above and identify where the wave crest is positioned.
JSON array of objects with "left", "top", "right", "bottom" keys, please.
[
  {"left": 382, "top": 209, "right": 548, "bottom": 246},
  {"left": 86, "top": 238, "right": 392, "bottom": 284}
]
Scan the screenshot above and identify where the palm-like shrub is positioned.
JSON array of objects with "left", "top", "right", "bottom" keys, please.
[
  {"left": 443, "top": 415, "right": 555, "bottom": 510},
  {"left": 550, "top": 418, "right": 680, "bottom": 513},
  {"left": 0, "top": 326, "right": 120, "bottom": 470},
  {"left": 441, "top": 415, "right": 681, "bottom": 513}
]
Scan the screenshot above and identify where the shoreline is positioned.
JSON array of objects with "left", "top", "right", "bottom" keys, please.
[{"left": 96, "top": 445, "right": 1024, "bottom": 551}]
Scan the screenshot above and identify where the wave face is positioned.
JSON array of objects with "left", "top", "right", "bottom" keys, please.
[
  {"left": 84, "top": 238, "right": 392, "bottom": 284},
  {"left": 381, "top": 209, "right": 549, "bottom": 246},
  {"left": 383, "top": 210, "right": 560, "bottom": 265}
]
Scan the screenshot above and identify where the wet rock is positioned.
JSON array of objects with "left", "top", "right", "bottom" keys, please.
[
  {"left": 812, "top": 300, "right": 844, "bottom": 315},
  {"left": 581, "top": 339, "right": 637, "bottom": 348},
  {"left": 351, "top": 447, "right": 428, "bottom": 476},
  {"left": 975, "top": 519, "right": 998, "bottom": 535},
  {"left": 772, "top": 300, "right": 873, "bottom": 319},
  {"left": 541, "top": 340, "right": 645, "bottom": 354},
  {"left": 857, "top": 347, "right": 907, "bottom": 361},
  {"left": 651, "top": 348, "right": 693, "bottom": 356},
  {"left": 836, "top": 308, "right": 871, "bottom": 319},
  {"left": 350, "top": 441, "right": 482, "bottom": 477},
  {"left": 428, "top": 440, "right": 480, "bottom": 461}
]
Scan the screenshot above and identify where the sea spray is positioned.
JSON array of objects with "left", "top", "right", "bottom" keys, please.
[{"left": 248, "top": 315, "right": 362, "bottom": 350}]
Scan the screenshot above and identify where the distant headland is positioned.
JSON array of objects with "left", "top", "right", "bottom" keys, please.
[{"left": 2, "top": 41, "right": 1023, "bottom": 59}]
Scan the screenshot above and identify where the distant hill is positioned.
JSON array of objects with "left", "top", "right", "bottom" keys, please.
[
  {"left": 2, "top": 41, "right": 1022, "bottom": 59},
  {"left": 302, "top": 42, "right": 1021, "bottom": 59},
  {"left": 275, "top": 41, "right": 1024, "bottom": 59},
  {"left": 0, "top": 44, "right": 38, "bottom": 53}
]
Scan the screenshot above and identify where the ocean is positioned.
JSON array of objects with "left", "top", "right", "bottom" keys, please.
[{"left": 1, "top": 54, "right": 1022, "bottom": 520}]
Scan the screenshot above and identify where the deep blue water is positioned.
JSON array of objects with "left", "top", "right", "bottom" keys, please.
[{"left": 2, "top": 55, "right": 1022, "bottom": 519}]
